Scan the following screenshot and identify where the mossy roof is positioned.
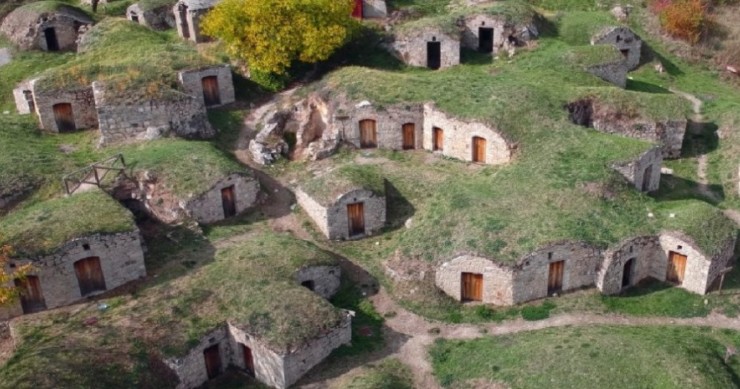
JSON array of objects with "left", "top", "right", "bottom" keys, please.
[
  {"left": 0, "top": 190, "right": 136, "bottom": 257},
  {"left": 9, "top": 1, "right": 91, "bottom": 19},
  {"left": 453, "top": 0, "right": 538, "bottom": 25},
  {"left": 299, "top": 164, "right": 385, "bottom": 206},
  {"left": 559, "top": 11, "right": 621, "bottom": 45},
  {"left": 566, "top": 45, "right": 625, "bottom": 68},
  {"left": 138, "top": 0, "right": 177, "bottom": 12},
  {"left": 655, "top": 200, "right": 737, "bottom": 257},
  {"left": 395, "top": 14, "right": 461, "bottom": 38}
]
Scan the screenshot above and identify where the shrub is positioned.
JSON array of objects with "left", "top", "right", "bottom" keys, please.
[{"left": 658, "top": 0, "right": 709, "bottom": 44}]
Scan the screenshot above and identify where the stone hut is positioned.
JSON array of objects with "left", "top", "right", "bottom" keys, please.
[
  {"left": 0, "top": 192, "right": 146, "bottom": 320},
  {"left": 126, "top": 2, "right": 176, "bottom": 30},
  {"left": 352, "top": 0, "right": 387, "bottom": 19},
  {"left": 0, "top": 2, "right": 93, "bottom": 52},
  {"left": 423, "top": 103, "right": 512, "bottom": 165},
  {"left": 173, "top": 0, "right": 220, "bottom": 43},
  {"left": 611, "top": 146, "right": 662, "bottom": 192},
  {"left": 342, "top": 100, "right": 424, "bottom": 150},
  {"left": 182, "top": 173, "right": 260, "bottom": 224},
  {"left": 13, "top": 78, "right": 98, "bottom": 133},
  {"left": 591, "top": 26, "right": 642, "bottom": 70},
  {"left": 295, "top": 167, "right": 386, "bottom": 240},
  {"left": 435, "top": 254, "right": 515, "bottom": 305},
  {"left": 459, "top": 7, "right": 539, "bottom": 54},
  {"left": 178, "top": 65, "right": 236, "bottom": 108},
  {"left": 389, "top": 23, "right": 460, "bottom": 70},
  {"left": 596, "top": 236, "right": 663, "bottom": 295},
  {"left": 294, "top": 265, "right": 342, "bottom": 299}
]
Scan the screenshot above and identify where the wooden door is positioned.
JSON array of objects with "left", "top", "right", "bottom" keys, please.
[
  {"left": 548, "top": 260, "right": 564, "bottom": 294},
  {"left": 44, "top": 28, "right": 59, "bottom": 51},
  {"left": 622, "top": 258, "right": 635, "bottom": 288},
  {"left": 359, "top": 119, "right": 377, "bottom": 148},
  {"left": 202, "top": 76, "right": 221, "bottom": 106},
  {"left": 461, "top": 272, "right": 483, "bottom": 302},
  {"left": 479, "top": 27, "right": 494, "bottom": 53},
  {"left": 53, "top": 103, "right": 75, "bottom": 133},
  {"left": 347, "top": 202, "right": 365, "bottom": 236},
  {"left": 352, "top": 0, "right": 363, "bottom": 18},
  {"left": 427, "top": 41, "right": 441, "bottom": 70},
  {"left": 221, "top": 185, "right": 236, "bottom": 218},
  {"left": 14, "top": 276, "right": 46, "bottom": 314},
  {"left": 203, "top": 344, "right": 222, "bottom": 379},
  {"left": 74, "top": 257, "right": 106, "bottom": 296},
  {"left": 641, "top": 165, "right": 652, "bottom": 192},
  {"left": 242, "top": 344, "right": 255, "bottom": 376},
  {"left": 433, "top": 127, "right": 444, "bottom": 151},
  {"left": 472, "top": 136, "right": 486, "bottom": 163},
  {"left": 666, "top": 251, "right": 687, "bottom": 284},
  {"left": 402, "top": 123, "right": 415, "bottom": 150}
]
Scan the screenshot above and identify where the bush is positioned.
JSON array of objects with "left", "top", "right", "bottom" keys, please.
[{"left": 657, "top": 0, "right": 709, "bottom": 44}]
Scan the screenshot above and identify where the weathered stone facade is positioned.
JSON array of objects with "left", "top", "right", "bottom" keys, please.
[
  {"left": 0, "top": 231, "right": 147, "bottom": 320},
  {"left": 596, "top": 236, "right": 661, "bottom": 295},
  {"left": 173, "top": 0, "right": 219, "bottom": 43},
  {"left": 612, "top": 146, "right": 662, "bottom": 192},
  {"left": 0, "top": 4, "right": 93, "bottom": 52},
  {"left": 294, "top": 265, "right": 341, "bottom": 299},
  {"left": 295, "top": 187, "right": 386, "bottom": 240},
  {"left": 389, "top": 28, "right": 460, "bottom": 69},
  {"left": 423, "top": 103, "right": 512, "bottom": 165},
  {"left": 435, "top": 254, "right": 514, "bottom": 305},
  {"left": 18, "top": 79, "right": 98, "bottom": 133},
  {"left": 657, "top": 232, "right": 736, "bottom": 294},
  {"left": 591, "top": 109, "right": 687, "bottom": 159},
  {"left": 361, "top": 0, "right": 387, "bottom": 18},
  {"left": 126, "top": 3, "right": 176, "bottom": 30},
  {"left": 178, "top": 65, "right": 236, "bottom": 108},
  {"left": 12, "top": 80, "right": 34, "bottom": 115},
  {"left": 460, "top": 14, "right": 537, "bottom": 54},
  {"left": 343, "top": 101, "right": 424, "bottom": 150},
  {"left": 184, "top": 173, "right": 260, "bottom": 224},
  {"left": 591, "top": 26, "right": 642, "bottom": 70},
  {"left": 585, "top": 60, "right": 628, "bottom": 88},
  {"left": 93, "top": 81, "right": 215, "bottom": 145}
]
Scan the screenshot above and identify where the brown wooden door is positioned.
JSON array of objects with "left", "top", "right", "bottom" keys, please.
[
  {"left": 53, "top": 103, "right": 75, "bottom": 133},
  {"left": 202, "top": 76, "right": 221, "bottom": 106},
  {"left": 347, "top": 202, "right": 365, "bottom": 236},
  {"left": 472, "top": 136, "right": 486, "bottom": 163},
  {"left": 402, "top": 123, "right": 415, "bottom": 150},
  {"left": 548, "top": 260, "right": 564, "bottom": 294},
  {"left": 359, "top": 119, "right": 377, "bottom": 148},
  {"left": 667, "top": 251, "right": 687, "bottom": 284},
  {"left": 221, "top": 185, "right": 236, "bottom": 218},
  {"left": 242, "top": 344, "right": 255, "bottom": 376},
  {"left": 74, "top": 257, "right": 106, "bottom": 296},
  {"left": 461, "top": 272, "right": 483, "bottom": 301},
  {"left": 433, "top": 127, "right": 444, "bottom": 151},
  {"left": 14, "top": 276, "right": 46, "bottom": 314},
  {"left": 203, "top": 344, "right": 222, "bottom": 379}
]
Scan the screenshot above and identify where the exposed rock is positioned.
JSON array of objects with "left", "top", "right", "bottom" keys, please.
[
  {"left": 610, "top": 5, "right": 631, "bottom": 22},
  {"left": 248, "top": 110, "right": 290, "bottom": 165}
]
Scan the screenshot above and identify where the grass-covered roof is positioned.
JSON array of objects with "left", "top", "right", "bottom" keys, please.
[
  {"left": 452, "top": 0, "right": 538, "bottom": 25},
  {"left": 299, "top": 164, "right": 385, "bottom": 206},
  {"left": 656, "top": 200, "right": 737, "bottom": 256},
  {"left": 558, "top": 11, "right": 620, "bottom": 45},
  {"left": 9, "top": 0, "right": 91, "bottom": 18},
  {"left": 566, "top": 44, "right": 625, "bottom": 67},
  {"left": 0, "top": 190, "right": 136, "bottom": 257}
]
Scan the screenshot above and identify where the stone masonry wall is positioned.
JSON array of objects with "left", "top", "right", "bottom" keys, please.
[
  {"left": 227, "top": 324, "right": 287, "bottom": 389},
  {"left": 593, "top": 117, "right": 687, "bottom": 159},
  {"left": 435, "top": 254, "right": 515, "bottom": 305},
  {"left": 586, "top": 61, "right": 628, "bottom": 88},
  {"left": 344, "top": 102, "right": 424, "bottom": 150},
  {"left": 126, "top": 3, "right": 175, "bottom": 30},
  {"left": 178, "top": 65, "right": 235, "bottom": 108},
  {"left": 596, "top": 236, "right": 661, "bottom": 295},
  {"left": 168, "top": 326, "right": 232, "bottom": 389},
  {"left": 612, "top": 146, "right": 662, "bottom": 192},
  {"left": 295, "top": 188, "right": 330, "bottom": 237},
  {"left": 13, "top": 80, "right": 33, "bottom": 114},
  {"left": 1, "top": 13, "right": 89, "bottom": 51},
  {"left": 363, "top": 0, "right": 387, "bottom": 18},
  {"left": 185, "top": 173, "right": 259, "bottom": 224},
  {"left": 390, "top": 28, "right": 460, "bottom": 69},
  {"left": 591, "top": 27, "right": 642, "bottom": 70},
  {"left": 173, "top": 3, "right": 212, "bottom": 43},
  {"left": 32, "top": 80, "right": 98, "bottom": 132},
  {"left": 294, "top": 266, "right": 341, "bottom": 299},
  {"left": 423, "top": 103, "right": 511, "bottom": 165},
  {"left": 512, "top": 241, "right": 601, "bottom": 303},
  {"left": 0, "top": 231, "right": 146, "bottom": 320},
  {"left": 461, "top": 15, "right": 510, "bottom": 54},
  {"left": 326, "top": 189, "right": 386, "bottom": 240},
  {"left": 657, "top": 233, "right": 736, "bottom": 294}
]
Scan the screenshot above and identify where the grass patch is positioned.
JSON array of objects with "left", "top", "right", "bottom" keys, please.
[
  {"left": 601, "top": 280, "right": 712, "bottom": 317},
  {"left": 341, "top": 359, "right": 413, "bottom": 389},
  {"left": 329, "top": 281, "right": 385, "bottom": 357}
]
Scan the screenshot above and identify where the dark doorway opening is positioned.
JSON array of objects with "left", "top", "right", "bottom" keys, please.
[
  {"left": 221, "top": 185, "right": 236, "bottom": 218},
  {"left": 642, "top": 165, "right": 652, "bottom": 192},
  {"left": 23, "top": 90, "right": 35, "bottom": 113},
  {"left": 53, "top": 103, "right": 76, "bottom": 133},
  {"left": 14, "top": 276, "right": 47, "bottom": 314},
  {"left": 427, "top": 41, "right": 441, "bottom": 70},
  {"left": 44, "top": 28, "right": 59, "bottom": 51},
  {"left": 622, "top": 258, "right": 635, "bottom": 288},
  {"left": 74, "top": 257, "right": 107, "bottom": 296},
  {"left": 301, "top": 280, "right": 315, "bottom": 291},
  {"left": 242, "top": 344, "right": 255, "bottom": 376},
  {"left": 620, "top": 49, "right": 630, "bottom": 58},
  {"left": 479, "top": 27, "right": 494, "bottom": 53},
  {"left": 178, "top": 4, "right": 190, "bottom": 39},
  {"left": 131, "top": 14, "right": 139, "bottom": 23},
  {"left": 203, "top": 344, "right": 222, "bottom": 379}
]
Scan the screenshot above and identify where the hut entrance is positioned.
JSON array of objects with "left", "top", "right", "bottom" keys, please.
[
  {"left": 242, "top": 344, "right": 255, "bottom": 376},
  {"left": 347, "top": 202, "right": 365, "bottom": 236},
  {"left": 359, "top": 119, "right": 377, "bottom": 148},
  {"left": 301, "top": 280, "right": 315, "bottom": 291},
  {"left": 53, "top": 103, "right": 75, "bottom": 133},
  {"left": 461, "top": 272, "right": 483, "bottom": 302},
  {"left": 666, "top": 251, "right": 687, "bottom": 284},
  {"left": 74, "top": 257, "right": 106, "bottom": 296},
  {"left": 622, "top": 258, "right": 635, "bottom": 288},
  {"left": 203, "top": 344, "right": 222, "bottom": 379},
  {"left": 221, "top": 185, "right": 236, "bottom": 218},
  {"left": 427, "top": 41, "right": 441, "bottom": 70},
  {"left": 178, "top": 4, "right": 190, "bottom": 39},
  {"left": 202, "top": 76, "right": 221, "bottom": 106},
  {"left": 433, "top": 127, "right": 444, "bottom": 151},
  {"left": 548, "top": 260, "right": 564, "bottom": 295},
  {"left": 472, "top": 136, "right": 486, "bottom": 163},
  {"left": 14, "top": 276, "right": 46, "bottom": 314},
  {"left": 44, "top": 28, "right": 59, "bottom": 51},
  {"left": 131, "top": 13, "right": 139, "bottom": 23},
  {"left": 620, "top": 49, "right": 630, "bottom": 58},
  {"left": 479, "top": 27, "right": 494, "bottom": 53},
  {"left": 641, "top": 165, "right": 652, "bottom": 192},
  {"left": 23, "top": 90, "right": 35, "bottom": 112},
  {"left": 402, "top": 123, "right": 415, "bottom": 150},
  {"left": 352, "top": 0, "right": 363, "bottom": 18}
]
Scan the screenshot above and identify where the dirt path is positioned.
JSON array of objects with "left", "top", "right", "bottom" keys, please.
[{"left": 0, "top": 48, "right": 10, "bottom": 67}]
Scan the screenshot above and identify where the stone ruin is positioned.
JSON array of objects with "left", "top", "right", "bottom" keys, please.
[
  {"left": 0, "top": 2, "right": 93, "bottom": 52},
  {"left": 126, "top": 2, "right": 176, "bottom": 30},
  {"left": 591, "top": 26, "right": 642, "bottom": 71}
]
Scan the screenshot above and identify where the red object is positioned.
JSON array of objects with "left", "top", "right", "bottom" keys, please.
[
  {"left": 83, "top": 317, "right": 98, "bottom": 326},
  {"left": 352, "top": 0, "right": 363, "bottom": 19}
]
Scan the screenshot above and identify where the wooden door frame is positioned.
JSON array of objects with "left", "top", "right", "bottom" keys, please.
[
  {"left": 666, "top": 251, "right": 687, "bottom": 284},
  {"left": 53, "top": 103, "right": 75, "bottom": 133},
  {"left": 14, "top": 275, "right": 47, "bottom": 314},
  {"left": 347, "top": 202, "right": 366, "bottom": 236},
  {"left": 461, "top": 272, "right": 483, "bottom": 302},
  {"left": 433, "top": 127, "right": 443, "bottom": 151},
  {"left": 472, "top": 136, "right": 486, "bottom": 163},
  {"left": 359, "top": 119, "right": 377, "bottom": 148},
  {"left": 203, "top": 344, "right": 222, "bottom": 379},
  {"left": 74, "top": 256, "right": 107, "bottom": 296},
  {"left": 402, "top": 123, "right": 415, "bottom": 150},
  {"left": 202, "top": 75, "right": 221, "bottom": 106},
  {"left": 221, "top": 185, "right": 236, "bottom": 218},
  {"left": 548, "top": 260, "right": 564, "bottom": 295}
]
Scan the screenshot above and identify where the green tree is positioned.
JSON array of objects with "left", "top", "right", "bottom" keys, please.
[
  {"left": 202, "top": 0, "right": 357, "bottom": 75},
  {"left": 1, "top": 243, "right": 31, "bottom": 306}
]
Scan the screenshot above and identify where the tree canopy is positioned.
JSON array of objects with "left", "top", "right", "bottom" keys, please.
[{"left": 202, "top": 0, "right": 357, "bottom": 75}]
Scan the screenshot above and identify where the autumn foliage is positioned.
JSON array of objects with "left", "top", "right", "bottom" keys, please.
[
  {"left": 653, "top": 0, "right": 709, "bottom": 44},
  {"left": 0, "top": 243, "right": 32, "bottom": 306}
]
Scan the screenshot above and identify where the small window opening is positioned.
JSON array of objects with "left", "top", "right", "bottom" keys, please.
[
  {"left": 677, "top": 245, "right": 683, "bottom": 250},
  {"left": 548, "top": 252, "right": 553, "bottom": 260},
  {"left": 83, "top": 243, "right": 90, "bottom": 251}
]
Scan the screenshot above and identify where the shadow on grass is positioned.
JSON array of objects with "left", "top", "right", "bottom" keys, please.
[
  {"left": 652, "top": 174, "right": 725, "bottom": 205},
  {"left": 461, "top": 48, "right": 493, "bottom": 66},
  {"left": 640, "top": 45, "right": 684, "bottom": 77},
  {"left": 681, "top": 121, "right": 720, "bottom": 158},
  {"left": 601, "top": 278, "right": 712, "bottom": 317},
  {"left": 384, "top": 179, "right": 415, "bottom": 233},
  {"left": 626, "top": 79, "right": 672, "bottom": 94}
]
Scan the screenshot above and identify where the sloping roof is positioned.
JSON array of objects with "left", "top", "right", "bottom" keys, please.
[
  {"left": 1, "top": 1, "right": 92, "bottom": 31},
  {"left": 299, "top": 164, "right": 385, "bottom": 207},
  {"left": 176, "top": 0, "right": 220, "bottom": 11},
  {"left": 591, "top": 25, "right": 638, "bottom": 43}
]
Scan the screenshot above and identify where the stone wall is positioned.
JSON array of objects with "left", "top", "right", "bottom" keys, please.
[
  {"left": 0, "top": 11, "right": 91, "bottom": 51},
  {"left": 167, "top": 326, "right": 232, "bottom": 389},
  {"left": 389, "top": 28, "right": 460, "bottom": 69},
  {"left": 611, "top": 146, "right": 662, "bottom": 192},
  {"left": 585, "top": 61, "right": 628, "bottom": 88},
  {"left": 294, "top": 265, "right": 341, "bottom": 299},
  {"left": 592, "top": 113, "right": 687, "bottom": 159},
  {"left": 173, "top": 1, "right": 216, "bottom": 43},
  {"left": 178, "top": 65, "right": 236, "bottom": 107},
  {"left": 185, "top": 173, "right": 259, "bottom": 224},
  {"left": 512, "top": 241, "right": 601, "bottom": 303},
  {"left": 596, "top": 236, "right": 661, "bottom": 295},
  {"left": 227, "top": 324, "right": 287, "bottom": 389},
  {"left": 31, "top": 80, "right": 98, "bottom": 133},
  {"left": 93, "top": 81, "right": 215, "bottom": 145},
  {"left": 461, "top": 15, "right": 530, "bottom": 54},
  {"left": 343, "top": 101, "right": 424, "bottom": 150},
  {"left": 295, "top": 188, "right": 330, "bottom": 238},
  {"left": 362, "top": 0, "right": 387, "bottom": 18},
  {"left": 126, "top": 3, "right": 175, "bottom": 30},
  {"left": 12, "top": 80, "right": 33, "bottom": 115},
  {"left": 422, "top": 103, "right": 512, "bottom": 165},
  {"left": 328, "top": 189, "right": 386, "bottom": 240},
  {"left": 591, "top": 27, "right": 642, "bottom": 70},
  {"left": 658, "top": 232, "right": 735, "bottom": 294},
  {"left": 0, "top": 231, "right": 147, "bottom": 320},
  {"left": 435, "top": 254, "right": 515, "bottom": 305}
]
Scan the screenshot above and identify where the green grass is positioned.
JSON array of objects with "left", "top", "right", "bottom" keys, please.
[
  {"left": 600, "top": 280, "right": 712, "bottom": 317},
  {"left": 386, "top": 0, "right": 451, "bottom": 15},
  {"left": 558, "top": 11, "right": 620, "bottom": 45},
  {"left": 329, "top": 281, "right": 385, "bottom": 357},
  {"left": 431, "top": 325, "right": 740, "bottom": 388},
  {"left": 300, "top": 163, "right": 385, "bottom": 206},
  {"left": 341, "top": 359, "right": 413, "bottom": 389}
]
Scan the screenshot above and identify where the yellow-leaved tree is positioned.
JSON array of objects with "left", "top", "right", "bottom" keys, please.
[
  {"left": 202, "top": 0, "right": 357, "bottom": 75},
  {"left": 0, "top": 243, "right": 32, "bottom": 306}
]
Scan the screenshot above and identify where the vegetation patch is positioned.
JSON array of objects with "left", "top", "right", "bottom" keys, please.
[
  {"left": 299, "top": 164, "right": 385, "bottom": 206},
  {"left": 338, "top": 359, "right": 413, "bottom": 389}
]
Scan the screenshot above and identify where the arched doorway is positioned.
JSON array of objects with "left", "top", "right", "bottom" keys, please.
[{"left": 622, "top": 258, "right": 635, "bottom": 288}]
